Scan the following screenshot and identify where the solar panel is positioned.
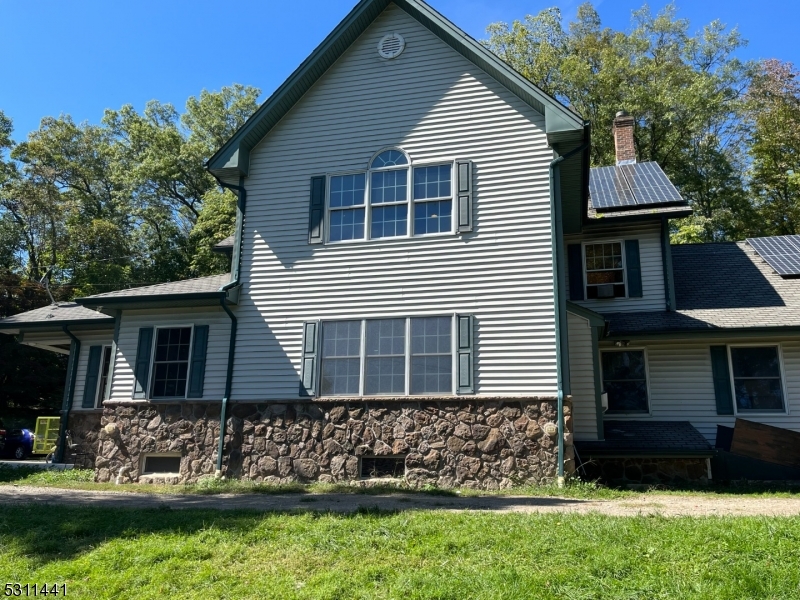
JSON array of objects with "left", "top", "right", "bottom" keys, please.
[
  {"left": 588, "top": 165, "right": 636, "bottom": 209},
  {"left": 589, "top": 161, "right": 685, "bottom": 211},
  {"left": 746, "top": 235, "right": 800, "bottom": 277},
  {"left": 619, "top": 162, "right": 683, "bottom": 206}
]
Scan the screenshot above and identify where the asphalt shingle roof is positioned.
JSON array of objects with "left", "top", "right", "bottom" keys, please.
[
  {"left": 605, "top": 242, "right": 800, "bottom": 335},
  {"left": 79, "top": 274, "right": 231, "bottom": 300},
  {"left": 0, "top": 303, "right": 114, "bottom": 327},
  {"left": 213, "top": 235, "right": 235, "bottom": 251},
  {"left": 576, "top": 420, "right": 714, "bottom": 456}
]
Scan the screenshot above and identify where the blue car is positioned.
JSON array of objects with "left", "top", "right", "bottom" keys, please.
[{"left": 0, "top": 423, "right": 34, "bottom": 460}]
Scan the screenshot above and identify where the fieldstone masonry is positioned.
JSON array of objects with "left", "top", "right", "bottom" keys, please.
[
  {"left": 66, "top": 411, "right": 102, "bottom": 469},
  {"left": 94, "top": 398, "right": 574, "bottom": 489}
]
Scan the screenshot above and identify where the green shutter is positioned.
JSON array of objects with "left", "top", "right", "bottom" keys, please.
[
  {"left": 625, "top": 239, "right": 643, "bottom": 298},
  {"left": 710, "top": 345, "right": 734, "bottom": 415},
  {"left": 81, "top": 345, "right": 103, "bottom": 409},
  {"left": 132, "top": 327, "right": 154, "bottom": 399},
  {"left": 299, "top": 321, "right": 319, "bottom": 396},
  {"left": 456, "top": 314, "right": 474, "bottom": 394},
  {"left": 187, "top": 325, "right": 209, "bottom": 398},
  {"left": 456, "top": 160, "right": 473, "bottom": 233},
  {"left": 308, "top": 176, "right": 326, "bottom": 244},
  {"left": 567, "top": 244, "right": 584, "bottom": 301}
]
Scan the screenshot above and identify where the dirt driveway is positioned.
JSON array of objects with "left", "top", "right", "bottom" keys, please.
[{"left": 2, "top": 485, "right": 800, "bottom": 516}]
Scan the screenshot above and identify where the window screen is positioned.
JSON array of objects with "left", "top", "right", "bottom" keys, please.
[
  {"left": 365, "top": 319, "right": 406, "bottom": 394},
  {"left": 370, "top": 169, "right": 408, "bottom": 239},
  {"left": 730, "top": 346, "right": 785, "bottom": 411},
  {"left": 329, "top": 174, "right": 366, "bottom": 242},
  {"left": 602, "top": 350, "right": 648, "bottom": 413},
  {"left": 411, "top": 317, "right": 452, "bottom": 394},
  {"left": 320, "top": 321, "right": 362, "bottom": 395},
  {"left": 413, "top": 165, "right": 452, "bottom": 235},
  {"left": 151, "top": 327, "right": 192, "bottom": 398}
]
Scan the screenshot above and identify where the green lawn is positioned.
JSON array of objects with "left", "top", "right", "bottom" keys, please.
[
  {"left": 5, "top": 466, "right": 800, "bottom": 500},
  {"left": 1, "top": 505, "right": 799, "bottom": 599}
]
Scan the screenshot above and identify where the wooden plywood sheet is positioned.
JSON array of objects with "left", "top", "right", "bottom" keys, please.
[{"left": 730, "top": 419, "right": 800, "bottom": 469}]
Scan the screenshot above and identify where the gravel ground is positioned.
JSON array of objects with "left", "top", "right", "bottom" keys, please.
[{"left": 2, "top": 485, "right": 800, "bottom": 516}]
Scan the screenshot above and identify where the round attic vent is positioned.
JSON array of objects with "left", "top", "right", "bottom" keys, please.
[{"left": 377, "top": 33, "right": 405, "bottom": 59}]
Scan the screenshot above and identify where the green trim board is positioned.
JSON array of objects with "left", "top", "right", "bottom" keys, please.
[
  {"left": 604, "top": 326, "right": 800, "bottom": 341},
  {"left": 0, "top": 317, "right": 115, "bottom": 331},
  {"left": 76, "top": 292, "right": 229, "bottom": 307},
  {"left": 566, "top": 301, "right": 606, "bottom": 328},
  {"left": 660, "top": 217, "right": 676, "bottom": 311},
  {"left": 206, "top": 0, "right": 585, "bottom": 179},
  {"left": 590, "top": 325, "right": 605, "bottom": 441}
]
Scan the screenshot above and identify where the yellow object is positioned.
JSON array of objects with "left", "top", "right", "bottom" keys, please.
[{"left": 33, "top": 417, "right": 60, "bottom": 455}]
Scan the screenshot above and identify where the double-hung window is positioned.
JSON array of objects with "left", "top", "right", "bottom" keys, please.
[
  {"left": 151, "top": 327, "right": 193, "bottom": 398},
  {"left": 413, "top": 164, "right": 452, "bottom": 234},
  {"left": 601, "top": 349, "right": 649, "bottom": 413},
  {"left": 325, "top": 148, "right": 455, "bottom": 242},
  {"left": 584, "top": 242, "right": 626, "bottom": 299},
  {"left": 320, "top": 317, "right": 453, "bottom": 396},
  {"left": 329, "top": 173, "right": 366, "bottom": 242},
  {"left": 729, "top": 345, "right": 785, "bottom": 412}
]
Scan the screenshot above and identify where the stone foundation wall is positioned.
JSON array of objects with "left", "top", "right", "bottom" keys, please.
[
  {"left": 581, "top": 456, "right": 709, "bottom": 487},
  {"left": 96, "top": 399, "right": 574, "bottom": 489},
  {"left": 66, "top": 411, "right": 102, "bottom": 469}
]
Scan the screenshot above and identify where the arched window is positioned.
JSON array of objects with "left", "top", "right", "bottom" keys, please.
[
  {"left": 369, "top": 149, "right": 410, "bottom": 239},
  {"left": 324, "top": 147, "right": 457, "bottom": 242}
]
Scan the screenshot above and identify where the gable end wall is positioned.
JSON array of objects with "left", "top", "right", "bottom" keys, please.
[{"left": 234, "top": 4, "right": 558, "bottom": 399}]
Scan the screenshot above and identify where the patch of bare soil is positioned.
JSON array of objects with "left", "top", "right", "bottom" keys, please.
[{"left": 2, "top": 485, "right": 800, "bottom": 516}]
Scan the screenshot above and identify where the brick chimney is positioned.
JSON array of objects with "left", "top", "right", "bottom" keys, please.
[{"left": 613, "top": 110, "right": 636, "bottom": 165}]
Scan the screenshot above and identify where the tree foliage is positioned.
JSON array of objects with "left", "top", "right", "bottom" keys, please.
[
  {"left": 0, "top": 87, "right": 258, "bottom": 417},
  {"left": 0, "top": 84, "right": 259, "bottom": 298},
  {"left": 484, "top": 2, "right": 800, "bottom": 243}
]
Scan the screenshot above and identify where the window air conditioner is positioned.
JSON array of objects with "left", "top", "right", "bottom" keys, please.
[{"left": 596, "top": 284, "right": 615, "bottom": 299}]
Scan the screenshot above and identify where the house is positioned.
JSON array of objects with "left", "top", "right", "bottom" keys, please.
[{"left": 2, "top": 0, "right": 799, "bottom": 488}]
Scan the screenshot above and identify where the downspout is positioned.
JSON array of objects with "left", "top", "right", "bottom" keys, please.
[
  {"left": 660, "top": 216, "right": 676, "bottom": 311},
  {"left": 210, "top": 175, "right": 246, "bottom": 477},
  {"left": 549, "top": 126, "right": 591, "bottom": 487},
  {"left": 217, "top": 297, "right": 237, "bottom": 476},
  {"left": 55, "top": 325, "right": 81, "bottom": 463}
]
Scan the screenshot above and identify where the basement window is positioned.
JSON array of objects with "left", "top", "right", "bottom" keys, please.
[
  {"left": 361, "top": 455, "right": 406, "bottom": 479},
  {"left": 142, "top": 454, "right": 181, "bottom": 475}
]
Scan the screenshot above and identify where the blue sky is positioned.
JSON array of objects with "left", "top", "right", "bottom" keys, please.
[{"left": 1, "top": 0, "right": 797, "bottom": 142}]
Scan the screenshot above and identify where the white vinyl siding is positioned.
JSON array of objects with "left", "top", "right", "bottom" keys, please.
[
  {"left": 567, "top": 312, "right": 600, "bottom": 440},
  {"left": 68, "top": 332, "right": 115, "bottom": 410},
  {"left": 234, "top": 4, "right": 557, "bottom": 400},
  {"left": 108, "top": 307, "right": 231, "bottom": 401},
  {"left": 599, "top": 336, "right": 800, "bottom": 444},
  {"left": 565, "top": 222, "right": 665, "bottom": 313}
]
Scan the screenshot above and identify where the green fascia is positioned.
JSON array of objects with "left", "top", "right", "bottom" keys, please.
[
  {"left": 76, "top": 292, "right": 232, "bottom": 308},
  {"left": 566, "top": 301, "right": 606, "bottom": 328},
  {"left": 0, "top": 317, "right": 115, "bottom": 331},
  {"left": 206, "top": 0, "right": 584, "bottom": 178},
  {"left": 605, "top": 326, "right": 800, "bottom": 341},
  {"left": 581, "top": 210, "right": 693, "bottom": 232}
]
